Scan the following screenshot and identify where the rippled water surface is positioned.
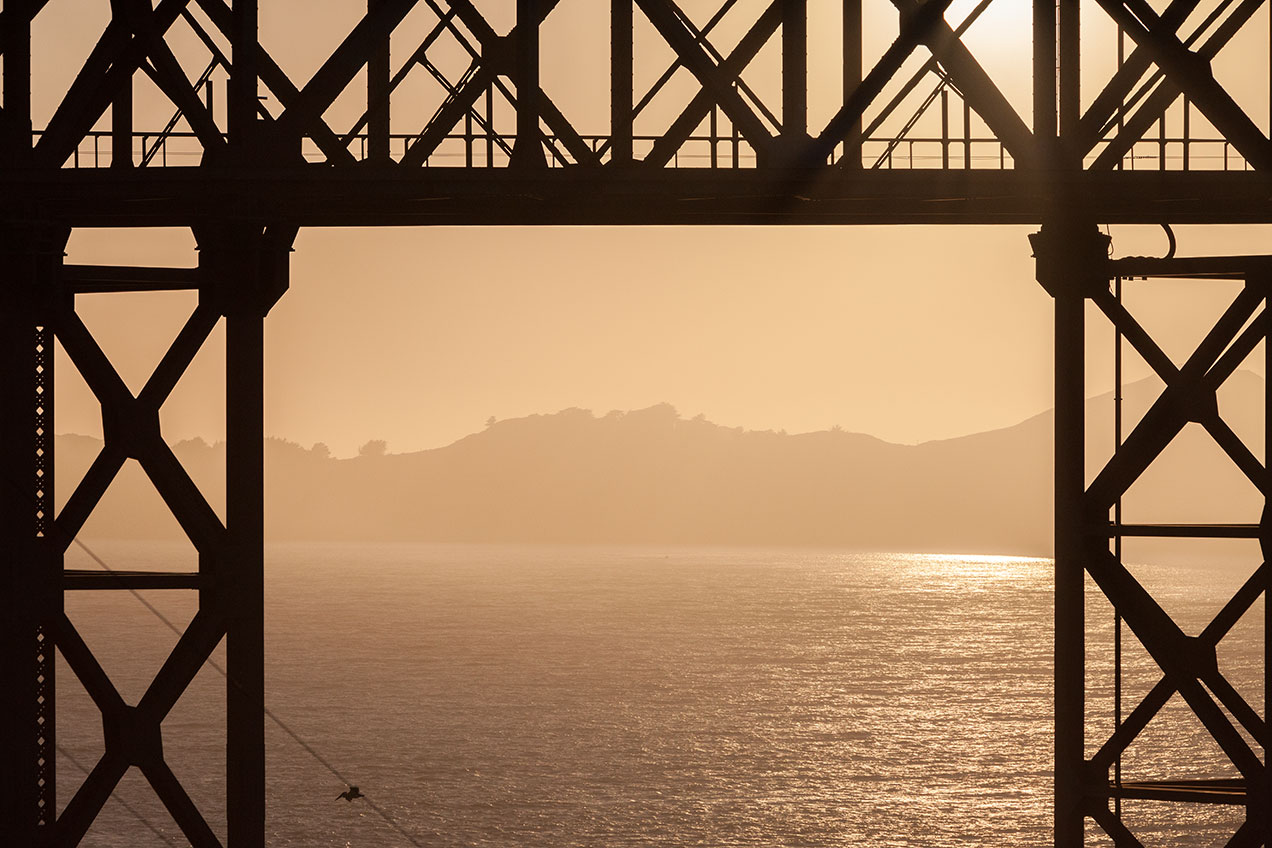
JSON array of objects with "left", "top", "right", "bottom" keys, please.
[{"left": 57, "top": 543, "right": 1264, "bottom": 846}]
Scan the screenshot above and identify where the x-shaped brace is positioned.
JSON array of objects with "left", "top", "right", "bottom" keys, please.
[
  {"left": 642, "top": 1, "right": 782, "bottom": 169},
  {"left": 1084, "top": 547, "right": 1265, "bottom": 779},
  {"left": 35, "top": 0, "right": 191, "bottom": 168},
  {"left": 1087, "top": 284, "right": 1266, "bottom": 510},
  {"left": 1091, "top": 0, "right": 1272, "bottom": 171},
  {"left": 1090, "top": 285, "right": 1267, "bottom": 499},
  {"left": 53, "top": 610, "right": 226, "bottom": 848},
  {"left": 1088, "top": 561, "right": 1266, "bottom": 774},
  {"left": 54, "top": 303, "right": 226, "bottom": 555},
  {"left": 635, "top": 0, "right": 778, "bottom": 163},
  {"left": 401, "top": 0, "right": 600, "bottom": 168}
]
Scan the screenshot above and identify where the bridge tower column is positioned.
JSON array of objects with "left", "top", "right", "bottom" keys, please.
[
  {"left": 0, "top": 224, "right": 70, "bottom": 848},
  {"left": 1035, "top": 224, "right": 1272, "bottom": 845},
  {"left": 1032, "top": 218, "right": 1109, "bottom": 848},
  {"left": 0, "top": 221, "right": 290, "bottom": 847},
  {"left": 196, "top": 222, "right": 292, "bottom": 848}
]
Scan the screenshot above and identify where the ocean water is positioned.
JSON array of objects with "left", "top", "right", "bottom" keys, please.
[{"left": 54, "top": 543, "right": 1264, "bottom": 846}]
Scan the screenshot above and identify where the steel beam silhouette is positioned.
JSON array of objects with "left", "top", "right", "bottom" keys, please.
[{"left": 2, "top": 1, "right": 1271, "bottom": 845}]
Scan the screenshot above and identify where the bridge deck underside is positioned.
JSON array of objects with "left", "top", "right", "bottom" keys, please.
[{"left": 9, "top": 169, "right": 1272, "bottom": 227}]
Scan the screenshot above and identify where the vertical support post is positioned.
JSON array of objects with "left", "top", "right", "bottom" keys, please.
[
  {"left": 782, "top": 0, "right": 808, "bottom": 142},
  {"left": 941, "top": 88, "right": 950, "bottom": 170},
  {"left": 842, "top": 0, "right": 862, "bottom": 168},
  {"left": 511, "top": 0, "right": 546, "bottom": 169},
  {"left": 368, "top": 0, "right": 391, "bottom": 163},
  {"left": 1263, "top": 274, "right": 1272, "bottom": 848},
  {"left": 229, "top": 0, "right": 259, "bottom": 160},
  {"left": 113, "top": 78, "right": 134, "bottom": 169},
  {"left": 226, "top": 280, "right": 266, "bottom": 848},
  {"left": 1033, "top": 218, "right": 1109, "bottom": 848},
  {"left": 1053, "top": 232, "right": 1087, "bottom": 848},
  {"left": 611, "top": 0, "right": 633, "bottom": 165},
  {"left": 1058, "top": 0, "right": 1080, "bottom": 165},
  {"left": 1033, "top": 0, "right": 1057, "bottom": 154},
  {"left": 1, "top": 0, "right": 34, "bottom": 160},
  {"left": 0, "top": 225, "right": 69, "bottom": 848},
  {"left": 200, "top": 222, "right": 291, "bottom": 848},
  {"left": 963, "top": 97, "right": 972, "bottom": 169}
]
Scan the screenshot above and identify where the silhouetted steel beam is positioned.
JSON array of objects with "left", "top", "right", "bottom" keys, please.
[
  {"left": 1033, "top": 0, "right": 1056, "bottom": 150},
  {"left": 511, "top": 0, "right": 546, "bottom": 168},
  {"left": 8, "top": 168, "right": 1272, "bottom": 227},
  {"left": 642, "top": 1, "right": 782, "bottom": 168},
  {"left": 1088, "top": 563, "right": 1267, "bottom": 773},
  {"left": 63, "top": 570, "right": 201, "bottom": 590},
  {"left": 612, "top": 0, "right": 633, "bottom": 164},
  {"left": 195, "top": 0, "right": 355, "bottom": 164},
  {"left": 809, "top": 0, "right": 954, "bottom": 169},
  {"left": 782, "top": 0, "right": 807, "bottom": 140},
  {"left": 842, "top": 0, "right": 862, "bottom": 168},
  {"left": 35, "top": 0, "right": 190, "bottom": 169},
  {"left": 1095, "top": 0, "right": 1272, "bottom": 171},
  {"left": 1087, "top": 548, "right": 1264, "bottom": 778},
  {"left": 119, "top": 0, "right": 226, "bottom": 156},
  {"left": 368, "top": 0, "right": 391, "bottom": 162},
  {"left": 273, "top": 0, "right": 416, "bottom": 154},
  {"left": 892, "top": 0, "right": 1036, "bottom": 168},
  {"left": 1076, "top": 0, "right": 1200, "bottom": 155},
  {"left": 402, "top": 0, "right": 599, "bottom": 168},
  {"left": 1033, "top": 218, "right": 1108, "bottom": 848},
  {"left": 637, "top": 0, "right": 777, "bottom": 162},
  {"left": 1086, "top": 287, "right": 1262, "bottom": 509},
  {"left": 0, "top": 1, "right": 35, "bottom": 158},
  {"left": 62, "top": 263, "right": 200, "bottom": 292},
  {"left": 1088, "top": 0, "right": 1262, "bottom": 170}
]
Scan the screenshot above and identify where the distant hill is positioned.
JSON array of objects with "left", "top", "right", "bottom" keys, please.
[{"left": 55, "top": 372, "right": 1266, "bottom": 555}]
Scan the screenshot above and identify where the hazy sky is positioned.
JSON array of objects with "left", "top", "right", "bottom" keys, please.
[{"left": 39, "top": 1, "right": 1272, "bottom": 456}]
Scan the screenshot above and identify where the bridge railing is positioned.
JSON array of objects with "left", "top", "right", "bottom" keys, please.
[{"left": 42, "top": 130, "right": 1253, "bottom": 175}]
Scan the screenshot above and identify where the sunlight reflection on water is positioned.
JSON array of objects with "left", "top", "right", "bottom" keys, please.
[{"left": 57, "top": 543, "right": 1262, "bottom": 846}]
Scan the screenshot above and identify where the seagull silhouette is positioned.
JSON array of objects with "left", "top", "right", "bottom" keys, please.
[{"left": 336, "top": 786, "right": 364, "bottom": 802}]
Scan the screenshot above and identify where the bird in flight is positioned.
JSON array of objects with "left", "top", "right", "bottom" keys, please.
[{"left": 336, "top": 786, "right": 365, "bottom": 802}]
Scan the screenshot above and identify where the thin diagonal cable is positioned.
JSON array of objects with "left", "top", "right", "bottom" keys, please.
[
  {"left": 66, "top": 536, "right": 426, "bottom": 848},
  {"left": 1, "top": 425, "right": 426, "bottom": 844},
  {"left": 56, "top": 744, "right": 178, "bottom": 846}
]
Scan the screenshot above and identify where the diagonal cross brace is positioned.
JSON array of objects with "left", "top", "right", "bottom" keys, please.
[
  {"left": 1093, "top": 0, "right": 1272, "bottom": 171},
  {"left": 890, "top": 0, "right": 1035, "bottom": 168},
  {"left": 642, "top": 1, "right": 782, "bottom": 169},
  {"left": 1086, "top": 285, "right": 1264, "bottom": 510},
  {"left": 1087, "top": 0, "right": 1263, "bottom": 171},
  {"left": 194, "top": 0, "right": 357, "bottom": 164},
  {"left": 272, "top": 0, "right": 418, "bottom": 149},
  {"left": 1088, "top": 562, "right": 1268, "bottom": 773},
  {"left": 34, "top": 0, "right": 190, "bottom": 168},
  {"left": 635, "top": 0, "right": 777, "bottom": 163},
  {"left": 805, "top": 0, "right": 955, "bottom": 170},
  {"left": 1092, "top": 288, "right": 1267, "bottom": 494},
  {"left": 1076, "top": 0, "right": 1201, "bottom": 156},
  {"left": 115, "top": 0, "right": 226, "bottom": 155},
  {"left": 1085, "top": 548, "right": 1265, "bottom": 778},
  {"left": 403, "top": 0, "right": 599, "bottom": 168},
  {"left": 54, "top": 308, "right": 225, "bottom": 554},
  {"left": 53, "top": 612, "right": 227, "bottom": 847}
]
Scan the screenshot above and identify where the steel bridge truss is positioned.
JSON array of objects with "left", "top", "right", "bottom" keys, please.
[
  {"left": 2, "top": 1, "right": 1272, "bottom": 846},
  {"left": 1035, "top": 223, "right": 1272, "bottom": 846}
]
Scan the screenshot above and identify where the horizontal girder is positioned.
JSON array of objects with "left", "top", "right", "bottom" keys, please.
[{"left": 5, "top": 168, "right": 1272, "bottom": 227}]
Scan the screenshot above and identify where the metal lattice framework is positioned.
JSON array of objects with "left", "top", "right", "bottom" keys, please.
[{"left": 1, "top": 1, "right": 1270, "bottom": 846}]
